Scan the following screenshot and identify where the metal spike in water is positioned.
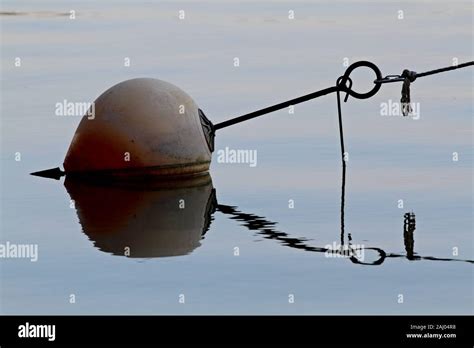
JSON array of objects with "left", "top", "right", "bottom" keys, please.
[{"left": 30, "top": 167, "right": 64, "bottom": 180}]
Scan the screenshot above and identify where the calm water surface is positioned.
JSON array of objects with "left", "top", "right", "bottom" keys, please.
[{"left": 1, "top": 0, "right": 472, "bottom": 314}]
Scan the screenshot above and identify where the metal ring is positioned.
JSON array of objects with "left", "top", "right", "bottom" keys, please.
[
  {"left": 338, "top": 61, "right": 383, "bottom": 100},
  {"left": 349, "top": 247, "right": 387, "bottom": 265}
]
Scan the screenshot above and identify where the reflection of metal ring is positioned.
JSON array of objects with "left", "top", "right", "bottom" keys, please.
[
  {"left": 349, "top": 247, "right": 387, "bottom": 265},
  {"left": 338, "top": 61, "right": 383, "bottom": 100}
]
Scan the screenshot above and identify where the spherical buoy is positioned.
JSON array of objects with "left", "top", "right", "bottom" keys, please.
[
  {"left": 64, "top": 174, "right": 216, "bottom": 258},
  {"left": 63, "top": 78, "right": 215, "bottom": 178}
]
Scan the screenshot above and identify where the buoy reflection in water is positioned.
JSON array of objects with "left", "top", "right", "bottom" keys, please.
[{"left": 64, "top": 174, "right": 216, "bottom": 258}]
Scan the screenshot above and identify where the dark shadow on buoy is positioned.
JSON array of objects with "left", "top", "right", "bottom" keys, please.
[{"left": 64, "top": 174, "right": 216, "bottom": 258}]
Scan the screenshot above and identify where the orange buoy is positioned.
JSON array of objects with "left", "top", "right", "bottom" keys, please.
[{"left": 63, "top": 78, "right": 214, "bottom": 178}]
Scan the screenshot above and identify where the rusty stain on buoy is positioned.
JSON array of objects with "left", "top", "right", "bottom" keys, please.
[{"left": 63, "top": 78, "right": 214, "bottom": 178}]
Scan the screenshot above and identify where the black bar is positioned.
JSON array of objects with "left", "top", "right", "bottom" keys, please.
[{"left": 0, "top": 315, "right": 472, "bottom": 346}]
